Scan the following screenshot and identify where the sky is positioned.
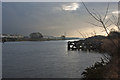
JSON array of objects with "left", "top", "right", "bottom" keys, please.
[{"left": 2, "top": 2, "right": 118, "bottom": 37}]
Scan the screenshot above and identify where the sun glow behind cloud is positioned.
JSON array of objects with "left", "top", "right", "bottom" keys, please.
[
  {"left": 62, "top": 3, "right": 80, "bottom": 11},
  {"left": 112, "top": 11, "right": 120, "bottom": 14}
]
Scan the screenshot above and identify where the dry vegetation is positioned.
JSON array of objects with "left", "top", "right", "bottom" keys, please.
[
  {"left": 81, "top": 2, "right": 120, "bottom": 79},
  {"left": 101, "top": 35, "right": 120, "bottom": 79},
  {"left": 81, "top": 32, "right": 120, "bottom": 79}
]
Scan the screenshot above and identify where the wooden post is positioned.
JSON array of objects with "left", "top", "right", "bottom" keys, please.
[{"left": 68, "top": 41, "right": 71, "bottom": 50}]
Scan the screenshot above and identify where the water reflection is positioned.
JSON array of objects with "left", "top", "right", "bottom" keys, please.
[{"left": 3, "top": 41, "right": 104, "bottom": 78}]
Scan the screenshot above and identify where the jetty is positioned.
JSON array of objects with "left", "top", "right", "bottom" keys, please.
[{"left": 67, "top": 35, "right": 105, "bottom": 52}]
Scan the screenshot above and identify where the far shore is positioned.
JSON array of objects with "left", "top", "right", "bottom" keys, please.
[{"left": 1, "top": 37, "right": 81, "bottom": 43}]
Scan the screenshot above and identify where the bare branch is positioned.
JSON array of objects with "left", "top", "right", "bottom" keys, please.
[
  {"left": 109, "top": 15, "right": 120, "bottom": 31},
  {"left": 109, "top": 19, "right": 118, "bottom": 26},
  {"left": 88, "top": 22, "right": 103, "bottom": 27},
  {"left": 77, "top": 31, "right": 85, "bottom": 38},
  {"left": 105, "top": 19, "right": 110, "bottom": 25},
  {"left": 112, "top": 14, "right": 117, "bottom": 23},
  {"left": 101, "top": 27, "right": 110, "bottom": 32},
  {"left": 106, "top": 23, "right": 112, "bottom": 28},
  {"left": 82, "top": 1, "right": 109, "bottom": 35},
  {"left": 93, "top": 9, "right": 102, "bottom": 20},
  {"left": 103, "top": 3, "right": 109, "bottom": 21},
  {"left": 92, "top": 12, "right": 100, "bottom": 20},
  {"left": 106, "top": 27, "right": 110, "bottom": 31},
  {"left": 82, "top": 2, "right": 100, "bottom": 22},
  {"left": 109, "top": 19, "right": 114, "bottom": 24},
  {"left": 85, "top": 32, "right": 89, "bottom": 37},
  {"left": 82, "top": 33, "right": 87, "bottom": 38}
]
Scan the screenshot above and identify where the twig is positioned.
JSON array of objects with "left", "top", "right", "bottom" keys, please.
[
  {"left": 82, "top": 2, "right": 100, "bottom": 22},
  {"left": 88, "top": 22, "right": 103, "bottom": 27},
  {"left": 103, "top": 3, "right": 109, "bottom": 22}
]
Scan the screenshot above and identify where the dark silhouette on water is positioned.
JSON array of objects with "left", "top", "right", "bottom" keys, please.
[{"left": 67, "top": 35, "right": 105, "bottom": 52}]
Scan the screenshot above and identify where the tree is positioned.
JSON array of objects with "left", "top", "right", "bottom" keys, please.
[
  {"left": 29, "top": 32, "right": 43, "bottom": 39},
  {"left": 82, "top": 2, "right": 120, "bottom": 33},
  {"left": 61, "top": 35, "right": 66, "bottom": 40},
  {"left": 82, "top": 2, "right": 120, "bottom": 78},
  {"left": 82, "top": 2, "right": 110, "bottom": 35}
]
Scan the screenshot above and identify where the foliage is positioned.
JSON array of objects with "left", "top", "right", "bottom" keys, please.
[
  {"left": 29, "top": 32, "right": 43, "bottom": 39},
  {"left": 81, "top": 58, "right": 108, "bottom": 79}
]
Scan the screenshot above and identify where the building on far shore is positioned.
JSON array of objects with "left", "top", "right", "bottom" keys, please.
[
  {"left": 0, "top": 34, "right": 24, "bottom": 42},
  {"left": 0, "top": 34, "right": 24, "bottom": 38}
]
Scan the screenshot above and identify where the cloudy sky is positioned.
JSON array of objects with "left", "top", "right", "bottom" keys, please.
[{"left": 2, "top": 2, "right": 118, "bottom": 37}]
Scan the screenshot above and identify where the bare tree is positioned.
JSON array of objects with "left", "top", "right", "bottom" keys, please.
[
  {"left": 82, "top": 2, "right": 110, "bottom": 35},
  {"left": 82, "top": 2, "right": 119, "bottom": 63},
  {"left": 82, "top": 2, "right": 118, "bottom": 44}
]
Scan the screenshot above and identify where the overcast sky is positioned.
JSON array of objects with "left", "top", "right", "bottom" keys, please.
[{"left": 2, "top": 2, "right": 118, "bottom": 37}]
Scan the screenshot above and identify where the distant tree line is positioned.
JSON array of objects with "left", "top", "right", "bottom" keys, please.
[{"left": 29, "top": 32, "right": 43, "bottom": 39}]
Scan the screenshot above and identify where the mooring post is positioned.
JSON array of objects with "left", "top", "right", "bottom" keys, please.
[{"left": 68, "top": 41, "right": 71, "bottom": 50}]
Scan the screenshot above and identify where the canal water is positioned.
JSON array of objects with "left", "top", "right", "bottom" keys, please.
[{"left": 2, "top": 40, "right": 104, "bottom": 78}]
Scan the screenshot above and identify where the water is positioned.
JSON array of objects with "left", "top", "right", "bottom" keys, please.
[
  {"left": 0, "top": 43, "right": 2, "bottom": 79},
  {"left": 3, "top": 40, "right": 104, "bottom": 78}
]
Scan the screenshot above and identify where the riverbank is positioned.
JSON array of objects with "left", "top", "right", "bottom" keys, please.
[
  {"left": 1, "top": 37, "right": 80, "bottom": 43},
  {"left": 81, "top": 31, "right": 120, "bottom": 79}
]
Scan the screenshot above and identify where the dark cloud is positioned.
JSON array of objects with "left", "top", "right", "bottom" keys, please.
[{"left": 2, "top": 2, "right": 117, "bottom": 37}]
